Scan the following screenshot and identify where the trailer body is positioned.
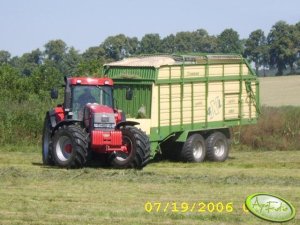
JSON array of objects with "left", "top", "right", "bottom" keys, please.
[{"left": 104, "top": 54, "right": 259, "bottom": 159}]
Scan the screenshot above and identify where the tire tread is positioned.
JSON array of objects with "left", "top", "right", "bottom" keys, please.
[
  {"left": 206, "top": 132, "right": 229, "bottom": 162},
  {"left": 51, "top": 124, "right": 88, "bottom": 168}
]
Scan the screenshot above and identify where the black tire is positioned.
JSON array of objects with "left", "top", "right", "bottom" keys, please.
[
  {"left": 51, "top": 124, "right": 88, "bottom": 168},
  {"left": 180, "top": 134, "right": 206, "bottom": 162},
  {"left": 206, "top": 132, "right": 229, "bottom": 162},
  {"left": 42, "top": 114, "right": 54, "bottom": 165},
  {"left": 111, "top": 126, "right": 151, "bottom": 169}
]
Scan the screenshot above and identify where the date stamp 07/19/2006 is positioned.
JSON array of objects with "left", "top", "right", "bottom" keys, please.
[{"left": 144, "top": 201, "right": 249, "bottom": 214}]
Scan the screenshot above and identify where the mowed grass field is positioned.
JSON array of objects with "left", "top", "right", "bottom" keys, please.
[{"left": 0, "top": 146, "right": 299, "bottom": 225}]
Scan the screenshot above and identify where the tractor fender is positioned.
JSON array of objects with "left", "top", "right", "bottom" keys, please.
[
  {"left": 47, "top": 107, "right": 65, "bottom": 128},
  {"left": 51, "top": 119, "right": 82, "bottom": 136},
  {"left": 115, "top": 121, "right": 140, "bottom": 129},
  {"left": 47, "top": 110, "right": 57, "bottom": 128}
]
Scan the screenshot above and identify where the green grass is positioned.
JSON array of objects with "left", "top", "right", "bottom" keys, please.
[{"left": 0, "top": 147, "right": 299, "bottom": 225}]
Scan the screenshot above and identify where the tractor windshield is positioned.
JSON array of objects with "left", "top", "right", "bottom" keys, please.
[{"left": 71, "top": 85, "right": 113, "bottom": 120}]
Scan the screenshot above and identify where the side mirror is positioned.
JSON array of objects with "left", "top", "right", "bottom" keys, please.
[
  {"left": 126, "top": 87, "right": 133, "bottom": 100},
  {"left": 50, "top": 88, "right": 58, "bottom": 99}
]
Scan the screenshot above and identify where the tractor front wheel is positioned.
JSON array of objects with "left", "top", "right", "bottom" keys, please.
[
  {"left": 111, "top": 126, "right": 150, "bottom": 169},
  {"left": 51, "top": 124, "right": 88, "bottom": 168}
]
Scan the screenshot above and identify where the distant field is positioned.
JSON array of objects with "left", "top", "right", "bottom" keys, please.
[
  {"left": 259, "top": 75, "right": 300, "bottom": 106},
  {"left": 0, "top": 146, "right": 299, "bottom": 225}
]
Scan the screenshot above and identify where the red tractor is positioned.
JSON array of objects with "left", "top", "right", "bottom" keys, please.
[{"left": 42, "top": 76, "right": 150, "bottom": 169}]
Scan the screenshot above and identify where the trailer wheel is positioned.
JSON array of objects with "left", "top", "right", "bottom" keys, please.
[
  {"left": 206, "top": 132, "right": 229, "bottom": 162},
  {"left": 42, "top": 114, "right": 54, "bottom": 165},
  {"left": 51, "top": 124, "right": 88, "bottom": 168},
  {"left": 180, "top": 134, "right": 206, "bottom": 162},
  {"left": 111, "top": 126, "right": 151, "bottom": 169}
]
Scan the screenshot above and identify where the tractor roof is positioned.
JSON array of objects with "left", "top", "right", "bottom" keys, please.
[{"left": 68, "top": 77, "right": 113, "bottom": 86}]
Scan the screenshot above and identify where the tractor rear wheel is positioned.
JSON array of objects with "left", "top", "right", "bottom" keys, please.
[
  {"left": 42, "top": 114, "right": 54, "bottom": 165},
  {"left": 180, "top": 133, "right": 206, "bottom": 162},
  {"left": 206, "top": 132, "right": 229, "bottom": 162},
  {"left": 51, "top": 124, "right": 88, "bottom": 168},
  {"left": 111, "top": 126, "right": 150, "bottom": 169}
]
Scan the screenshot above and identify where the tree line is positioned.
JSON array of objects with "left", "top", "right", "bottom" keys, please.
[
  {"left": 0, "top": 20, "right": 299, "bottom": 145},
  {"left": 0, "top": 20, "right": 299, "bottom": 101},
  {"left": 0, "top": 20, "right": 299, "bottom": 79}
]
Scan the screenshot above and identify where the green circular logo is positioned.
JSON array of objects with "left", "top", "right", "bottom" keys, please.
[{"left": 245, "top": 193, "right": 296, "bottom": 222}]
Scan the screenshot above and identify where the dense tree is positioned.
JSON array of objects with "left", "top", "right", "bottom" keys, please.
[
  {"left": 217, "top": 28, "right": 243, "bottom": 54},
  {"left": 0, "top": 50, "right": 11, "bottom": 65},
  {"left": 160, "top": 34, "right": 176, "bottom": 54},
  {"left": 44, "top": 39, "right": 69, "bottom": 76},
  {"left": 0, "top": 64, "right": 19, "bottom": 91},
  {"left": 267, "top": 21, "right": 296, "bottom": 75},
  {"left": 30, "top": 64, "right": 62, "bottom": 95},
  {"left": 174, "top": 31, "right": 194, "bottom": 52},
  {"left": 193, "top": 29, "right": 217, "bottom": 53},
  {"left": 140, "top": 33, "right": 161, "bottom": 54},
  {"left": 101, "top": 34, "right": 139, "bottom": 60},
  {"left": 126, "top": 37, "right": 139, "bottom": 55},
  {"left": 78, "top": 46, "right": 106, "bottom": 75},
  {"left": 295, "top": 22, "right": 300, "bottom": 67},
  {"left": 290, "top": 22, "right": 300, "bottom": 70},
  {"left": 44, "top": 39, "right": 67, "bottom": 63},
  {"left": 82, "top": 46, "right": 105, "bottom": 61},
  {"left": 26, "top": 49, "right": 43, "bottom": 65},
  {"left": 17, "top": 49, "right": 43, "bottom": 76},
  {"left": 244, "top": 30, "right": 269, "bottom": 75},
  {"left": 62, "top": 47, "right": 82, "bottom": 76},
  {"left": 160, "top": 29, "right": 217, "bottom": 54}
]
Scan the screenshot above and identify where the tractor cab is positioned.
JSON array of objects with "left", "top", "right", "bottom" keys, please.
[
  {"left": 70, "top": 84, "right": 113, "bottom": 120},
  {"left": 65, "top": 77, "right": 114, "bottom": 120}
]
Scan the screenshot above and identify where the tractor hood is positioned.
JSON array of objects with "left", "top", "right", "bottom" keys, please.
[
  {"left": 85, "top": 103, "right": 114, "bottom": 114},
  {"left": 83, "top": 104, "right": 116, "bottom": 130}
]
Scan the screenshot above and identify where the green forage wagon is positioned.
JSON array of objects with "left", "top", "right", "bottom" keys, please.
[{"left": 104, "top": 54, "right": 260, "bottom": 162}]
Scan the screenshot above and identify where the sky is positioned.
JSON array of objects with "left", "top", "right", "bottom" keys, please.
[{"left": 0, "top": 0, "right": 299, "bottom": 56}]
